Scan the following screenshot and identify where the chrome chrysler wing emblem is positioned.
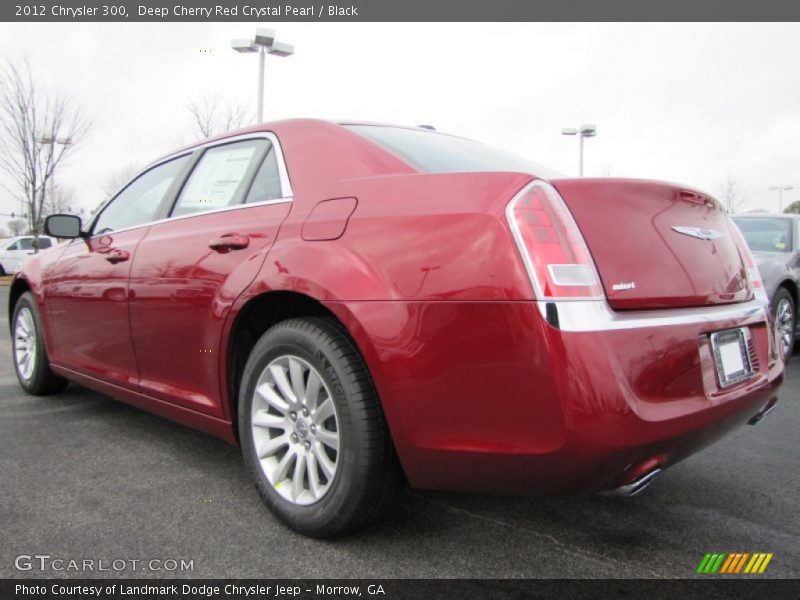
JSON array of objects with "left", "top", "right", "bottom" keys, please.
[{"left": 671, "top": 226, "right": 724, "bottom": 241}]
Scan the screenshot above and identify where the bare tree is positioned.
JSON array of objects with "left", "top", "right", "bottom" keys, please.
[
  {"left": 43, "top": 182, "right": 76, "bottom": 216},
  {"left": 100, "top": 163, "right": 140, "bottom": 202},
  {"left": 0, "top": 59, "right": 90, "bottom": 243},
  {"left": 186, "top": 90, "right": 250, "bottom": 139},
  {"left": 8, "top": 218, "right": 27, "bottom": 236},
  {"left": 717, "top": 174, "right": 749, "bottom": 214}
]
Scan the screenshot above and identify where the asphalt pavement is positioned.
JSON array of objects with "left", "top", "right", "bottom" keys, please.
[{"left": 1, "top": 285, "right": 798, "bottom": 579}]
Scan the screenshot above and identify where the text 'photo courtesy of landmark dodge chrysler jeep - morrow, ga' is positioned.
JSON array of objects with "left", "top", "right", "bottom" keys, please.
[{"left": 9, "top": 120, "right": 784, "bottom": 537}]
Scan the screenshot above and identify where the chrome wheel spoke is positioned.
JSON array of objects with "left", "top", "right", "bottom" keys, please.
[
  {"left": 291, "top": 453, "right": 307, "bottom": 501},
  {"left": 258, "top": 434, "right": 290, "bottom": 458},
  {"left": 251, "top": 354, "right": 340, "bottom": 506},
  {"left": 288, "top": 357, "right": 306, "bottom": 403},
  {"left": 314, "top": 442, "right": 336, "bottom": 479},
  {"left": 270, "top": 363, "right": 298, "bottom": 405},
  {"left": 305, "top": 370, "right": 322, "bottom": 411},
  {"left": 256, "top": 383, "right": 291, "bottom": 415},
  {"left": 316, "top": 428, "right": 339, "bottom": 452},
  {"left": 314, "top": 397, "right": 335, "bottom": 424},
  {"left": 274, "top": 448, "right": 296, "bottom": 482},
  {"left": 306, "top": 453, "right": 322, "bottom": 499},
  {"left": 252, "top": 410, "right": 288, "bottom": 429}
]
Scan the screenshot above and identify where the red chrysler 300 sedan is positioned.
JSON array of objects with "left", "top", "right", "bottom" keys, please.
[{"left": 9, "top": 120, "right": 783, "bottom": 536}]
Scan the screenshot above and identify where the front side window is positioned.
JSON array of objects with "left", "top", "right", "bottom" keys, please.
[
  {"left": 17, "top": 238, "right": 35, "bottom": 250},
  {"left": 172, "top": 140, "right": 267, "bottom": 217},
  {"left": 93, "top": 155, "right": 190, "bottom": 235},
  {"left": 733, "top": 217, "right": 794, "bottom": 253},
  {"left": 347, "top": 125, "right": 563, "bottom": 179}
]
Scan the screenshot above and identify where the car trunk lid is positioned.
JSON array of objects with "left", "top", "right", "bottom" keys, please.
[{"left": 551, "top": 179, "right": 750, "bottom": 310}]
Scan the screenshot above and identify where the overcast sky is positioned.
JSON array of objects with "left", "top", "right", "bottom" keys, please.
[{"left": 1, "top": 22, "right": 799, "bottom": 231}]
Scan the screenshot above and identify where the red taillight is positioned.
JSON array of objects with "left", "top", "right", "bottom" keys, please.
[{"left": 506, "top": 180, "right": 603, "bottom": 299}]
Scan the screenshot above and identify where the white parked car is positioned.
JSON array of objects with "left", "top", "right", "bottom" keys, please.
[{"left": 0, "top": 235, "right": 56, "bottom": 275}]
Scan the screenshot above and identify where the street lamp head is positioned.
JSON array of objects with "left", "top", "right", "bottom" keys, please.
[
  {"left": 267, "top": 41, "right": 295, "bottom": 57},
  {"left": 254, "top": 28, "right": 276, "bottom": 47},
  {"left": 579, "top": 124, "right": 597, "bottom": 137},
  {"left": 232, "top": 39, "right": 258, "bottom": 53},
  {"left": 561, "top": 127, "right": 578, "bottom": 136}
]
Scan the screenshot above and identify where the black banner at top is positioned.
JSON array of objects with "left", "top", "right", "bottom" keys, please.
[{"left": 3, "top": 0, "right": 800, "bottom": 22}]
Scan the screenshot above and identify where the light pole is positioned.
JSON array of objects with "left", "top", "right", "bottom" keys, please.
[
  {"left": 35, "top": 136, "right": 71, "bottom": 249},
  {"left": 232, "top": 28, "right": 294, "bottom": 123},
  {"left": 561, "top": 124, "right": 597, "bottom": 177},
  {"left": 768, "top": 185, "right": 794, "bottom": 213}
]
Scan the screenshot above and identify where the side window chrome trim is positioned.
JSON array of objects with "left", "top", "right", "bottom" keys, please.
[
  {"left": 78, "top": 197, "right": 293, "bottom": 240},
  {"left": 83, "top": 131, "right": 293, "bottom": 241}
]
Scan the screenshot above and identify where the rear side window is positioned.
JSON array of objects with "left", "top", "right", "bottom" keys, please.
[
  {"left": 36, "top": 238, "right": 52, "bottom": 249},
  {"left": 347, "top": 125, "right": 563, "bottom": 179},
  {"left": 172, "top": 140, "right": 267, "bottom": 217},
  {"left": 245, "top": 145, "right": 283, "bottom": 204},
  {"left": 94, "top": 155, "right": 190, "bottom": 235}
]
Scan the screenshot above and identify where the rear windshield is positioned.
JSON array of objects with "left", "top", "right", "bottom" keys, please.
[
  {"left": 347, "top": 125, "right": 562, "bottom": 179},
  {"left": 733, "top": 217, "right": 794, "bottom": 253}
]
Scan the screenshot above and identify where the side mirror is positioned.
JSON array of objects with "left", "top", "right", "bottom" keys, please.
[{"left": 45, "top": 214, "right": 83, "bottom": 239}]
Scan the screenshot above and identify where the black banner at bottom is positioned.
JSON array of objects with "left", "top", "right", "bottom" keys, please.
[{"left": 3, "top": 579, "right": 800, "bottom": 600}]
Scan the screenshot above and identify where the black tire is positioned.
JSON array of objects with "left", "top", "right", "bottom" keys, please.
[
  {"left": 11, "top": 292, "right": 68, "bottom": 395},
  {"left": 773, "top": 287, "right": 796, "bottom": 362},
  {"left": 0, "top": 263, "right": 6, "bottom": 276},
  {"left": 238, "top": 317, "right": 400, "bottom": 537}
]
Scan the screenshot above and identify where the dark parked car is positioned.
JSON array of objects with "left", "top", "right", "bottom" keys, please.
[
  {"left": 733, "top": 214, "right": 799, "bottom": 361},
  {"left": 9, "top": 120, "right": 784, "bottom": 537}
]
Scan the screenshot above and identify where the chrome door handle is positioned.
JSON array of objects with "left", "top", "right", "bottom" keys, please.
[
  {"left": 209, "top": 233, "right": 250, "bottom": 252},
  {"left": 105, "top": 249, "right": 130, "bottom": 264}
]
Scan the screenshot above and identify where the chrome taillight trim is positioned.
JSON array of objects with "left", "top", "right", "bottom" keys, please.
[{"left": 505, "top": 179, "right": 605, "bottom": 302}]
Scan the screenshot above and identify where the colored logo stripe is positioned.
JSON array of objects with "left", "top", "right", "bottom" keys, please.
[{"left": 698, "top": 553, "right": 773, "bottom": 574}]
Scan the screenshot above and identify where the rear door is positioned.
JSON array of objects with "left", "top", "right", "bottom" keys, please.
[
  {"left": 46, "top": 154, "right": 192, "bottom": 387},
  {"left": 128, "top": 135, "right": 293, "bottom": 417}
]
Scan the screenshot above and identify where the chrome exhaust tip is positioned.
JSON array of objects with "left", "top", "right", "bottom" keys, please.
[
  {"left": 748, "top": 397, "right": 778, "bottom": 426},
  {"left": 604, "top": 468, "right": 662, "bottom": 498}
]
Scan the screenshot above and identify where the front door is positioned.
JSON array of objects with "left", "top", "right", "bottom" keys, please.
[{"left": 45, "top": 154, "right": 192, "bottom": 388}]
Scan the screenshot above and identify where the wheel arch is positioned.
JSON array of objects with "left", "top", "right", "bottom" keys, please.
[
  {"left": 777, "top": 278, "right": 798, "bottom": 308},
  {"left": 7, "top": 276, "right": 31, "bottom": 330},
  {"left": 223, "top": 290, "right": 389, "bottom": 443}
]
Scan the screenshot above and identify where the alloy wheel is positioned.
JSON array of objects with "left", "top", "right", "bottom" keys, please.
[
  {"left": 775, "top": 297, "right": 795, "bottom": 360},
  {"left": 250, "top": 355, "right": 340, "bottom": 506},
  {"left": 14, "top": 307, "right": 37, "bottom": 381}
]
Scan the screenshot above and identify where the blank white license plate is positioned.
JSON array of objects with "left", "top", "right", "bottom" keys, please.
[{"left": 710, "top": 328, "right": 754, "bottom": 388}]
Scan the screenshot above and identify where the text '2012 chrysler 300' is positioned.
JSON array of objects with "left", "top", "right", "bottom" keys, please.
[{"left": 8, "top": 120, "right": 784, "bottom": 537}]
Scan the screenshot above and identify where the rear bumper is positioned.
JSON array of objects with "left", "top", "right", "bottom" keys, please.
[{"left": 332, "top": 298, "right": 784, "bottom": 495}]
